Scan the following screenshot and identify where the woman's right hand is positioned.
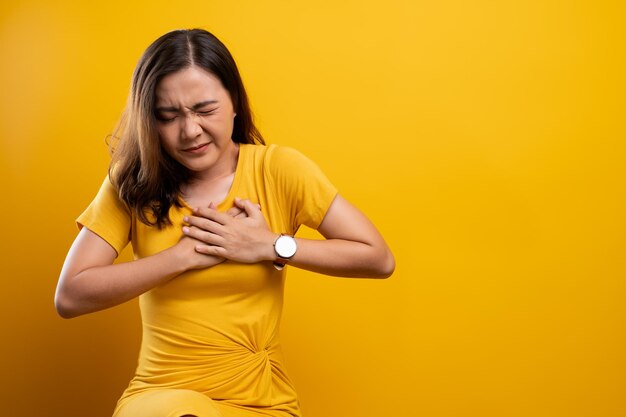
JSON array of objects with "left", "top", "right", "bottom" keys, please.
[
  {"left": 173, "top": 234, "right": 226, "bottom": 270},
  {"left": 55, "top": 202, "right": 253, "bottom": 318}
]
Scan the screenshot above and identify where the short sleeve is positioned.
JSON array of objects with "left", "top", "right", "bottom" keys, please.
[
  {"left": 76, "top": 176, "right": 131, "bottom": 255},
  {"left": 265, "top": 145, "right": 338, "bottom": 232}
]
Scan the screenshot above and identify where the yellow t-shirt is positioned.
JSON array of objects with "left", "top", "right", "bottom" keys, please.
[{"left": 77, "top": 144, "right": 338, "bottom": 417}]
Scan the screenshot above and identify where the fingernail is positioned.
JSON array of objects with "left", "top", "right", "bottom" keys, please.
[
  {"left": 182, "top": 226, "right": 189, "bottom": 234},
  {"left": 183, "top": 216, "right": 188, "bottom": 222}
]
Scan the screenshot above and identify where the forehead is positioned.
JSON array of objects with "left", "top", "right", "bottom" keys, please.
[{"left": 155, "top": 66, "right": 227, "bottom": 104}]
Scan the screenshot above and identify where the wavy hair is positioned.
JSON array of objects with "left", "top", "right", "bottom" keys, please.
[{"left": 109, "top": 29, "right": 264, "bottom": 228}]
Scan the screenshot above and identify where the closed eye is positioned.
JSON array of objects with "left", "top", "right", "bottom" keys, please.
[
  {"left": 156, "top": 114, "right": 177, "bottom": 123},
  {"left": 196, "top": 108, "right": 217, "bottom": 116},
  {"left": 154, "top": 105, "right": 217, "bottom": 122}
]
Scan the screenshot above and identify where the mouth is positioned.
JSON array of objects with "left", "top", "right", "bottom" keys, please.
[{"left": 183, "top": 143, "right": 210, "bottom": 153}]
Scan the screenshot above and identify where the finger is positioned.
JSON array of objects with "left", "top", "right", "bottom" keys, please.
[
  {"left": 240, "top": 198, "right": 262, "bottom": 218},
  {"left": 226, "top": 204, "right": 250, "bottom": 219},
  {"left": 194, "top": 244, "right": 227, "bottom": 257},
  {"left": 234, "top": 197, "right": 262, "bottom": 213},
  {"left": 194, "top": 206, "right": 232, "bottom": 225},
  {"left": 184, "top": 215, "right": 223, "bottom": 235},
  {"left": 233, "top": 197, "right": 256, "bottom": 209},
  {"left": 226, "top": 206, "right": 245, "bottom": 217},
  {"left": 182, "top": 225, "right": 224, "bottom": 245}
]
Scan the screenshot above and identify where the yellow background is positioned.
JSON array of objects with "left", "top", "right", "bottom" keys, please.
[{"left": 1, "top": 1, "right": 625, "bottom": 416}]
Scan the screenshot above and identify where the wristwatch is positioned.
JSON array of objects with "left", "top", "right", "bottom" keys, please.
[{"left": 273, "top": 234, "right": 297, "bottom": 270}]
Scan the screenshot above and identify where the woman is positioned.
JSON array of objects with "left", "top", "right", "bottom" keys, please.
[{"left": 55, "top": 29, "right": 394, "bottom": 417}]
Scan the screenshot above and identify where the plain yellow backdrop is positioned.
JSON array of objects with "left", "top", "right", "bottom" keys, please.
[{"left": 1, "top": 1, "right": 625, "bottom": 416}]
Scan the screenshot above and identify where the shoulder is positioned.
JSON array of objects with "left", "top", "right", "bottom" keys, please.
[
  {"left": 262, "top": 144, "right": 317, "bottom": 172},
  {"left": 95, "top": 175, "right": 127, "bottom": 208},
  {"left": 76, "top": 175, "right": 132, "bottom": 255},
  {"left": 261, "top": 144, "right": 336, "bottom": 198},
  {"left": 240, "top": 142, "right": 300, "bottom": 158},
  {"left": 240, "top": 143, "right": 315, "bottom": 174}
]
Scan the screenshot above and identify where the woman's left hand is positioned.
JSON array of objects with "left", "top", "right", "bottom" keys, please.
[{"left": 182, "top": 198, "right": 276, "bottom": 263}]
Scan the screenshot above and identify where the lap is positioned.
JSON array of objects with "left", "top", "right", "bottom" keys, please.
[{"left": 113, "top": 389, "right": 224, "bottom": 417}]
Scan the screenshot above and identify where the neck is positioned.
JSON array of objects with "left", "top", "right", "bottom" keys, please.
[
  {"left": 181, "top": 143, "right": 241, "bottom": 208},
  {"left": 192, "top": 142, "right": 240, "bottom": 184}
]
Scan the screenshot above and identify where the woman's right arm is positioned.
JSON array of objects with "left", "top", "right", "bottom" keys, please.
[{"left": 55, "top": 227, "right": 221, "bottom": 319}]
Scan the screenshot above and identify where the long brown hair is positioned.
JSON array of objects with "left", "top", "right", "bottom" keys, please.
[{"left": 109, "top": 29, "right": 264, "bottom": 228}]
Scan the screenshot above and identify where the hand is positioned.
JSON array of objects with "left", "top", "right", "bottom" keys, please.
[
  {"left": 173, "top": 200, "right": 260, "bottom": 270},
  {"left": 182, "top": 198, "right": 276, "bottom": 263},
  {"left": 224, "top": 200, "right": 261, "bottom": 219},
  {"left": 173, "top": 234, "right": 226, "bottom": 270}
]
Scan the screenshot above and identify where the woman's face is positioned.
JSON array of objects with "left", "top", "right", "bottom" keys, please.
[{"left": 154, "top": 65, "right": 237, "bottom": 178}]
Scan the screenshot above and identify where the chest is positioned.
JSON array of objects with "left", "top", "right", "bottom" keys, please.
[{"left": 181, "top": 173, "right": 235, "bottom": 209}]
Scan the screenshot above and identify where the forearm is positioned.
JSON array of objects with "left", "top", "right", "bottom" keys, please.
[
  {"left": 285, "top": 236, "right": 395, "bottom": 278},
  {"left": 56, "top": 246, "right": 187, "bottom": 318}
]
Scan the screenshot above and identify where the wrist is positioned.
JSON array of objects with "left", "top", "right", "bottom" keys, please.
[
  {"left": 272, "top": 234, "right": 298, "bottom": 270},
  {"left": 263, "top": 232, "right": 281, "bottom": 262},
  {"left": 166, "top": 244, "right": 194, "bottom": 275}
]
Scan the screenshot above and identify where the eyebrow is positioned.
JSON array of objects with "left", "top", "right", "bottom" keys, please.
[{"left": 155, "top": 100, "right": 219, "bottom": 112}]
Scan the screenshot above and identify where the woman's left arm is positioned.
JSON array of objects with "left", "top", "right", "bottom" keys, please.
[
  {"left": 183, "top": 195, "right": 395, "bottom": 278},
  {"left": 286, "top": 194, "right": 394, "bottom": 278}
]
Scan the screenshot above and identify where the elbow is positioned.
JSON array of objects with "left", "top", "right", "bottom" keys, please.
[
  {"left": 370, "top": 248, "right": 395, "bottom": 279},
  {"left": 54, "top": 290, "right": 83, "bottom": 319},
  {"left": 55, "top": 296, "right": 76, "bottom": 319},
  {"left": 380, "top": 250, "right": 396, "bottom": 278}
]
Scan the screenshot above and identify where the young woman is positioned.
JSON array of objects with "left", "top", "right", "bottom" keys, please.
[{"left": 55, "top": 28, "right": 394, "bottom": 417}]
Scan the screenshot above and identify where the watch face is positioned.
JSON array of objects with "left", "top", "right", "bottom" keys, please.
[{"left": 275, "top": 235, "right": 297, "bottom": 258}]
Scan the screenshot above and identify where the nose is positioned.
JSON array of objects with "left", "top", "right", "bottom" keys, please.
[{"left": 180, "top": 113, "right": 202, "bottom": 140}]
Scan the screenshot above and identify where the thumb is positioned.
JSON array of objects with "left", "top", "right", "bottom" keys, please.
[{"left": 235, "top": 198, "right": 261, "bottom": 218}]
